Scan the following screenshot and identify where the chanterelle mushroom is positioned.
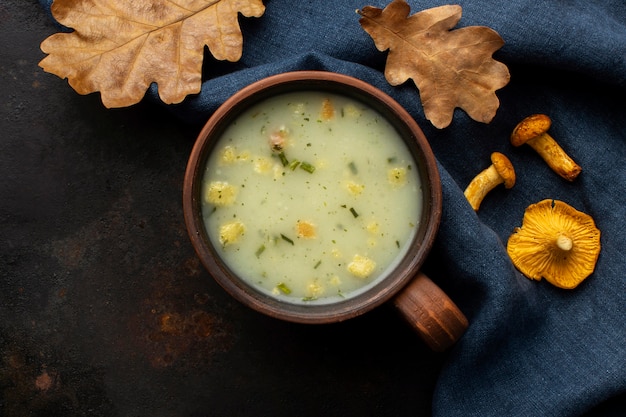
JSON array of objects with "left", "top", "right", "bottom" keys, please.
[
  {"left": 464, "top": 152, "right": 516, "bottom": 211},
  {"left": 510, "top": 114, "right": 582, "bottom": 181},
  {"left": 507, "top": 199, "right": 601, "bottom": 289}
]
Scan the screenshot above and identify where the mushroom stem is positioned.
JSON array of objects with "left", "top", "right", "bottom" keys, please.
[
  {"left": 556, "top": 233, "right": 573, "bottom": 251},
  {"left": 464, "top": 152, "right": 516, "bottom": 211},
  {"left": 525, "top": 132, "right": 582, "bottom": 181},
  {"left": 464, "top": 165, "right": 502, "bottom": 210}
]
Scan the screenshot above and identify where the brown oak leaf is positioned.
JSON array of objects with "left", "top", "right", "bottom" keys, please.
[
  {"left": 358, "top": 1, "right": 510, "bottom": 129},
  {"left": 39, "top": 0, "right": 265, "bottom": 108}
]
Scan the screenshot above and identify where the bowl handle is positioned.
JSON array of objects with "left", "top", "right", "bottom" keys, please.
[{"left": 393, "top": 271, "right": 468, "bottom": 351}]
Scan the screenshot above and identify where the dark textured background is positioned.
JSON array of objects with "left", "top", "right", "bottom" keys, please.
[{"left": 1, "top": 2, "right": 446, "bottom": 416}]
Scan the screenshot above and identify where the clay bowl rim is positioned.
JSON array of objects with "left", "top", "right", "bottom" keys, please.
[{"left": 183, "top": 70, "right": 442, "bottom": 324}]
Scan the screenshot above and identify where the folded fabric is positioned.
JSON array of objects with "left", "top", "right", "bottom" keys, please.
[{"left": 39, "top": 0, "right": 626, "bottom": 416}]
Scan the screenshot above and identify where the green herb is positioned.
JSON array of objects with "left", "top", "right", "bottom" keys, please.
[
  {"left": 288, "top": 160, "right": 301, "bottom": 171},
  {"left": 278, "top": 151, "right": 289, "bottom": 166},
  {"left": 348, "top": 161, "right": 358, "bottom": 175},
  {"left": 314, "top": 260, "right": 322, "bottom": 269},
  {"left": 300, "top": 162, "right": 316, "bottom": 173},
  {"left": 387, "top": 156, "right": 397, "bottom": 164},
  {"left": 395, "top": 240, "right": 400, "bottom": 248},
  {"left": 349, "top": 207, "right": 359, "bottom": 218},
  {"left": 280, "top": 234, "right": 295, "bottom": 245},
  {"left": 277, "top": 283, "right": 291, "bottom": 294},
  {"left": 302, "top": 296, "right": 317, "bottom": 302},
  {"left": 255, "top": 244, "right": 266, "bottom": 258}
]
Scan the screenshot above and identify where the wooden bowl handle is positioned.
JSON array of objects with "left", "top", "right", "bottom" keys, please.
[{"left": 393, "top": 271, "right": 468, "bottom": 351}]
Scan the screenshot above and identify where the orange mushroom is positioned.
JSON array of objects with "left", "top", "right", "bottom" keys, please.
[
  {"left": 510, "top": 114, "right": 581, "bottom": 181},
  {"left": 506, "top": 199, "right": 601, "bottom": 289},
  {"left": 463, "top": 152, "right": 516, "bottom": 211}
]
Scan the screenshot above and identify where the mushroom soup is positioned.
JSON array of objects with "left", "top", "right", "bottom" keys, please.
[{"left": 201, "top": 91, "right": 423, "bottom": 304}]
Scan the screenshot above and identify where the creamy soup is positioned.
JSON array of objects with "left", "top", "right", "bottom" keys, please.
[{"left": 201, "top": 91, "right": 422, "bottom": 304}]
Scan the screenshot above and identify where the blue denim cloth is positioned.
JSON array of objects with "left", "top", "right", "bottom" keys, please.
[{"left": 40, "top": 0, "right": 626, "bottom": 416}]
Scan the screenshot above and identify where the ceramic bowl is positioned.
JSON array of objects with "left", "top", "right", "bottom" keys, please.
[{"left": 183, "top": 71, "right": 442, "bottom": 325}]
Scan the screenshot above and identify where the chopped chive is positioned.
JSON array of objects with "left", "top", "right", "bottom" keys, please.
[
  {"left": 288, "top": 160, "right": 301, "bottom": 170},
  {"left": 302, "top": 296, "right": 317, "bottom": 302},
  {"left": 314, "top": 260, "right": 322, "bottom": 269},
  {"left": 300, "top": 162, "right": 316, "bottom": 173},
  {"left": 349, "top": 207, "right": 359, "bottom": 218},
  {"left": 348, "top": 161, "right": 358, "bottom": 175},
  {"left": 280, "top": 234, "right": 295, "bottom": 245},
  {"left": 387, "top": 156, "right": 397, "bottom": 164},
  {"left": 396, "top": 240, "right": 400, "bottom": 248},
  {"left": 255, "top": 244, "right": 266, "bottom": 258},
  {"left": 277, "top": 283, "right": 291, "bottom": 294},
  {"left": 278, "top": 151, "right": 289, "bottom": 166}
]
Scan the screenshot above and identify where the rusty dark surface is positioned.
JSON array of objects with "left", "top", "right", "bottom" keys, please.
[{"left": 0, "top": 2, "right": 447, "bottom": 416}]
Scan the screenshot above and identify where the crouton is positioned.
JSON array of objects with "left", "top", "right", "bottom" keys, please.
[
  {"left": 296, "top": 220, "right": 317, "bottom": 239},
  {"left": 305, "top": 280, "right": 325, "bottom": 298},
  {"left": 387, "top": 167, "right": 407, "bottom": 187},
  {"left": 347, "top": 254, "right": 376, "bottom": 278},
  {"left": 254, "top": 157, "right": 273, "bottom": 174},
  {"left": 320, "top": 98, "right": 335, "bottom": 121},
  {"left": 219, "top": 221, "right": 245, "bottom": 246},
  {"left": 205, "top": 181, "right": 237, "bottom": 206},
  {"left": 366, "top": 221, "right": 379, "bottom": 234},
  {"left": 220, "top": 146, "right": 249, "bottom": 164},
  {"left": 345, "top": 180, "right": 365, "bottom": 196}
]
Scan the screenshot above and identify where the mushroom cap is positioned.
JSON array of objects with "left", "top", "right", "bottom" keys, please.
[
  {"left": 506, "top": 199, "right": 601, "bottom": 289},
  {"left": 490, "top": 152, "right": 516, "bottom": 188},
  {"left": 510, "top": 114, "right": 552, "bottom": 146}
]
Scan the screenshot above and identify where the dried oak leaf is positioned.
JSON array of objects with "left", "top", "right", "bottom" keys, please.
[
  {"left": 39, "top": 0, "right": 265, "bottom": 108},
  {"left": 358, "top": 1, "right": 510, "bottom": 128}
]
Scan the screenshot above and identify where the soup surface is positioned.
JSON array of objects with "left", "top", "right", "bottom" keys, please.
[{"left": 201, "top": 91, "right": 422, "bottom": 304}]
